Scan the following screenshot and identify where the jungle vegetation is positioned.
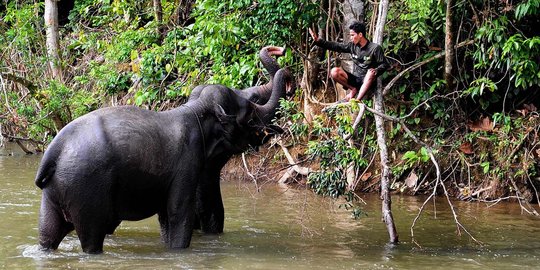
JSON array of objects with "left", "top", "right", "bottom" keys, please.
[{"left": 1, "top": 0, "right": 539, "bottom": 240}]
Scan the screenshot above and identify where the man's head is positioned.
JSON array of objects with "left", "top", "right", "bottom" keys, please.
[{"left": 349, "top": 21, "right": 367, "bottom": 45}]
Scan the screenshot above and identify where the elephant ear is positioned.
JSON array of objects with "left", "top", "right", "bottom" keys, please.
[
  {"left": 215, "top": 104, "right": 237, "bottom": 127},
  {"left": 215, "top": 103, "right": 254, "bottom": 131}
]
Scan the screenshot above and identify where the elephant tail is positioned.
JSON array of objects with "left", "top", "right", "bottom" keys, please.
[
  {"left": 34, "top": 146, "right": 60, "bottom": 189},
  {"left": 35, "top": 162, "right": 56, "bottom": 189}
]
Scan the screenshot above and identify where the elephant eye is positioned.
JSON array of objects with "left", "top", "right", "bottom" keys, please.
[{"left": 247, "top": 119, "right": 258, "bottom": 127}]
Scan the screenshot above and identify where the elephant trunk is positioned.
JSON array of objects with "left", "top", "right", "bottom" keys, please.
[
  {"left": 255, "top": 68, "right": 292, "bottom": 124},
  {"left": 242, "top": 46, "right": 285, "bottom": 103},
  {"left": 259, "top": 46, "right": 285, "bottom": 79}
]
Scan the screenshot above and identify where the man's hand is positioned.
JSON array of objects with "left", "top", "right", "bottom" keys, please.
[{"left": 308, "top": 28, "right": 319, "bottom": 42}]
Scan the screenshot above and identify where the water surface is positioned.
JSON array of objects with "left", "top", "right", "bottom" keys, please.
[{"left": 1, "top": 143, "right": 539, "bottom": 269}]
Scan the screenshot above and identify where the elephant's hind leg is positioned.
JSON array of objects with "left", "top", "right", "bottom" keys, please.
[
  {"left": 73, "top": 217, "right": 109, "bottom": 254},
  {"left": 72, "top": 207, "right": 112, "bottom": 254},
  {"left": 38, "top": 194, "right": 74, "bottom": 251}
]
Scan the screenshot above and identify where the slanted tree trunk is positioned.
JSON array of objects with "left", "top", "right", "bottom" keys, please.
[
  {"left": 444, "top": 0, "right": 455, "bottom": 92},
  {"left": 44, "top": 0, "right": 62, "bottom": 81},
  {"left": 372, "top": 0, "right": 398, "bottom": 244}
]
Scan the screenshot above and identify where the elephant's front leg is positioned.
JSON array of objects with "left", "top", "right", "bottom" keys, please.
[
  {"left": 196, "top": 169, "right": 224, "bottom": 234},
  {"left": 166, "top": 181, "right": 197, "bottom": 249},
  {"left": 158, "top": 211, "right": 169, "bottom": 244}
]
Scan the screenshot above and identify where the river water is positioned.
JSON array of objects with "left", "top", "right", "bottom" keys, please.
[{"left": 1, "top": 143, "right": 540, "bottom": 269}]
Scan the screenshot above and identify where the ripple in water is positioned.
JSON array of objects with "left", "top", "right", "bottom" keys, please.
[{"left": 20, "top": 236, "right": 82, "bottom": 259}]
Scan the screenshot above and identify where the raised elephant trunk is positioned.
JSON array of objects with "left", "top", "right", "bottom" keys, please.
[
  {"left": 259, "top": 46, "right": 285, "bottom": 79},
  {"left": 189, "top": 46, "right": 285, "bottom": 104},
  {"left": 242, "top": 46, "right": 285, "bottom": 103},
  {"left": 255, "top": 68, "right": 292, "bottom": 124}
]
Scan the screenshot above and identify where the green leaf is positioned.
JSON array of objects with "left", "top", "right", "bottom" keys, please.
[{"left": 481, "top": 162, "right": 490, "bottom": 174}]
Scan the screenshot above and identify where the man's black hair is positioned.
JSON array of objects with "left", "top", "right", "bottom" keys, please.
[{"left": 349, "top": 21, "right": 366, "bottom": 37}]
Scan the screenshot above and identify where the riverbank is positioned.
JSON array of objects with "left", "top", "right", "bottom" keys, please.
[{"left": 223, "top": 131, "right": 540, "bottom": 209}]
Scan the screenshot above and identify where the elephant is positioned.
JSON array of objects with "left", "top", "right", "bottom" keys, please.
[
  {"left": 187, "top": 46, "right": 288, "bottom": 234},
  {"left": 34, "top": 67, "right": 292, "bottom": 254}
]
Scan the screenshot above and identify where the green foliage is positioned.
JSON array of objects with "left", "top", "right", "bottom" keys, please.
[
  {"left": 300, "top": 103, "right": 373, "bottom": 218},
  {"left": 462, "top": 77, "right": 499, "bottom": 109},
  {"left": 386, "top": 0, "right": 445, "bottom": 53},
  {"left": 515, "top": 0, "right": 540, "bottom": 20},
  {"left": 307, "top": 169, "right": 345, "bottom": 198},
  {"left": 106, "top": 27, "right": 159, "bottom": 63},
  {"left": 86, "top": 62, "right": 131, "bottom": 95},
  {"left": 468, "top": 7, "right": 540, "bottom": 108},
  {"left": 42, "top": 80, "right": 71, "bottom": 114},
  {"left": 402, "top": 147, "right": 431, "bottom": 168},
  {"left": 277, "top": 99, "right": 308, "bottom": 140},
  {"left": 501, "top": 34, "right": 540, "bottom": 89},
  {"left": 2, "top": 2, "right": 43, "bottom": 49}
]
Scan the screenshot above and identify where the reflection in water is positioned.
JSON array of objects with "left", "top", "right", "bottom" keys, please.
[{"left": 1, "top": 143, "right": 540, "bottom": 269}]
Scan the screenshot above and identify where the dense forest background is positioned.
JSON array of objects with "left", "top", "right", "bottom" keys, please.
[{"left": 0, "top": 0, "right": 539, "bottom": 213}]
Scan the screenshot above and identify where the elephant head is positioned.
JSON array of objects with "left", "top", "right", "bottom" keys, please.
[{"left": 197, "top": 67, "right": 292, "bottom": 157}]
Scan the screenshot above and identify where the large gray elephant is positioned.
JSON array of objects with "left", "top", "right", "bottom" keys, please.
[
  {"left": 188, "top": 46, "right": 287, "bottom": 234},
  {"left": 35, "top": 68, "right": 292, "bottom": 254}
]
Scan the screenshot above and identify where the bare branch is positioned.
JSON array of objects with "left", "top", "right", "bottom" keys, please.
[
  {"left": 242, "top": 153, "right": 260, "bottom": 192},
  {"left": 383, "top": 40, "right": 474, "bottom": 96},
  {"left": 0, "top": 73, "right": 38, "bottom": 94},
  {"left": 347, "top": 101, "right": 482, "bottom": 245}
]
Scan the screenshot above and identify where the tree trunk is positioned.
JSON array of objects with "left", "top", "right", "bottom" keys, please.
[
  {"left": 154, "top": 0, "right": 163, "bottom": 24},
  {"left": 301, "top": 0, "right": 328, "bottom": 123},
  {"left": 340, "top": 0, "right": 365, "bottom": 77},
  {"left": 44, "top": 0, "right": 62, "bottom": 81},
  {"left": 372, "top": 0, "right": 398, "bottom": 244},
  {"left": 44, "top": 0, "right": 66, "bottom": 131},
  {"left": 172, "top": 0, "right": 195, "bottom": 26},
  {"left": 336, "top": 0, "right": 365, "bottom": 190},
  {"left": 444, "top": 0, "right": 455, "bottom": 92}
]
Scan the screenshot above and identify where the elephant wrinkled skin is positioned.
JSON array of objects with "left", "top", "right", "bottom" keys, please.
[{"left": 35, "top": 68, "right": 292, "bottom": 254}]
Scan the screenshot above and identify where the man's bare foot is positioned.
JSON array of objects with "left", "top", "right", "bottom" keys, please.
[{"left": 345, "top": 88, "right": 357, "bottom": 101}]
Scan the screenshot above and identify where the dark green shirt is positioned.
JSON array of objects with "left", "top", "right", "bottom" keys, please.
[{"left": 314, "top": 39, "right": 388, "bottom": 78}]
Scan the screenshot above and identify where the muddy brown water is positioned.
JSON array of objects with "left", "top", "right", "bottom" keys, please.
[{"left": 1, "top": 143, "right": 540, "bottom": 269}]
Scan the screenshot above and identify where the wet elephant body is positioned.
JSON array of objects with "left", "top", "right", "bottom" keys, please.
[{"left": 35, "top": 68, "right": 292, "bottom": 254}]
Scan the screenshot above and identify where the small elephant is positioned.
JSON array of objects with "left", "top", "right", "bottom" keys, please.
[
  {"left": 189, "top": 46, "right": 287, "bottom": 233},
  {"left": 35, "top": 68, "right": 292, "bottom": 254}
]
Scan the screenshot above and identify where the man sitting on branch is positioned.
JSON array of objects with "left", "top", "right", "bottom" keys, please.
[{"left": 309, "top": 21, "right": 389, "bottom": 102}]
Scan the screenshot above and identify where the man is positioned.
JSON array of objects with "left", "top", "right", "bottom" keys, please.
[{"left": 309, "top": 21, "right": 388, "bottom": 101}]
